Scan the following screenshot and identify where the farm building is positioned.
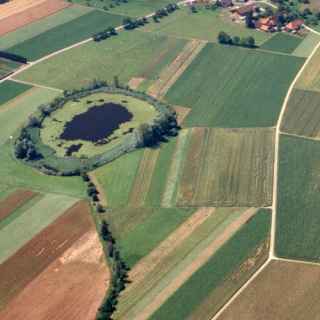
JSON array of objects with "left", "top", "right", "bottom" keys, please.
[
  {"left": 285, "top": 19, "right": 304, "bottom": 32},
  {"left": 218, "top": 0, "right": 233, "bottom": 8},
  {"left": 255, "top": 16, "right": 277, "bottom": 32},
  {"left": 231, "top": 4, "right": 256, "bottom": 17}
]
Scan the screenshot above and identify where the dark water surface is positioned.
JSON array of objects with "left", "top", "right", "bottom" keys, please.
[{"left": 60, "top": 103, "right": 133, "bottom": 142}]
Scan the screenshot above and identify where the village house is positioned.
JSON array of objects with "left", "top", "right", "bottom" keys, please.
[
  {"left": 255, "top": 16, "right": 277, "bottom": 32},
  {"left": 285, "top": 19, "right": 304, "bottom": 32},
  {"left": 218, "top": 0, "right": 233, "bottom": 8},
  {"left": 231, "top": 3, "right": 255, "bottom": 18}
]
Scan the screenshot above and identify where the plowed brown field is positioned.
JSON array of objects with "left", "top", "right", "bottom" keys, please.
[
  {"left": 0, "top": 0, "right": 70, "bottom": 36},
  {"left": 0, "top": 189, "right": 36, "bottom": 221},
  {"left": 0, "top": 201, "right": 99, "bottom": 311}
]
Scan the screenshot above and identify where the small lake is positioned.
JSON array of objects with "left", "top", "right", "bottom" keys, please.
[{"left": 60, "top": 103, "right": 133, "bottom": 142}]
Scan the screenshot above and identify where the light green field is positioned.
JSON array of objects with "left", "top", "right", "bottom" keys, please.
[
  {"left": 296, "top": 45, "right": 320, "bottom": 92},
  {"left": 281, "top": 88, "right": 320, "bottom": 138},
  {"left": 41, "top": 92, "right": 158, "bottom": 157},
  {"left": 149, "top": 209, "right": 271, "bottom": 320},
  {"left": 0, "top": 87, "right": 86, "bottom": 197},
  {"left": 0, "top": 5, "right": 93, "bottom": 50},
  {"left": 176, "top": 128, "right": 275, "bottom": 207},
  {"left": 293, "top": 32, "right": 320, "bottom": 58},
  {"left": 276, "top": 135, "right": 320, "bottom": 262},
  {"left": 142, "top": 7, "right": 271, "bottom": 44},
  {"left": 94, "top": 148, "right": 144, "bottom": 207},
  {"left": 71, "top": 0, "right": 173, "bottom": 17},
  {"left": 15, "top": 31, "right": 186, "bottom": 89},
  {"left": 260, "top": 33, "right": 303, "bottom": 54},
  {"left": 166, "top": 43, "right": 304, "bottom": 127},
  {"left": 110, "top": 207, "right": 195, "bottom": 267},
  {"left": 0, "top": 80, "right": 32, "bottom": 107},
  {"left": 0, "top": 193, "right": 78, "bottom": 264}
]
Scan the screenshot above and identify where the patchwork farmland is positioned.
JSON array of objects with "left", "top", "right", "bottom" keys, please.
[{"left": 0, "top": 0, "right": 320, "bottom": 319}]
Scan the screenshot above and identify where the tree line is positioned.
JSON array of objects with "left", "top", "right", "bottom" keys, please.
[{"left": 218, "top": 31, "right": 256, "bottom": 48}]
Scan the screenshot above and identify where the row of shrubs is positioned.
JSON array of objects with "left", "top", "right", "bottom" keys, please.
[
  {"left": 0, "top": 51, "right": 27, "bottom": 63},
  {"left": 217, "top": 31, "right": 256, "bottom": 48},
  {"left": 14, "top": 80, "right": 179, "bottom": 176},
  {"left": 93, "top": 3, "right": 179, "bottom": 42}
]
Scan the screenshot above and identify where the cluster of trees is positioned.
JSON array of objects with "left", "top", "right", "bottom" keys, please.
[
  {"left": 272, "top": 0, "right": 320, "bottom": 26},
  {"left": 123, "top": 16, "right": 148, "bottom": 30},
  {"left": 0, "top": 0, "right": 9, "bottom": 4},
  {"left": 153, "top": 3, "right": 179, "bottom": 22},
  {"left": 93, "top": 27, "right": 117, "bottom": 42},
  {"left": 97, "top": 221, "right": 128, "bottom": 319},
  {"left": 136, "top": 111, "right": 179, "bottom": 147},
  {"left": 15, "top": 128, "right": 41, "bottom": 161},
  {"left": 81, "top": 173, "right": 106, "bottom": 213},
  {"left": 218, "top": 31, "right": 256, "bottom": 48},
  {"left": 0, "top": 51, "right": 27, "bottom": 63}
]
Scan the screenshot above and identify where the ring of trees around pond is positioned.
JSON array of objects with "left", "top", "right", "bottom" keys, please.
[{"left": 14, "top": 82, "right": 179, "bottom": 176}]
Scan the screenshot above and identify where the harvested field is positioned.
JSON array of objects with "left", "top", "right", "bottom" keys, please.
[
  {"left": 217, "top": 260, "right": 320, "bottom": 320},
  {"left": 147, "top": 39, "right": 206, "bottom": 99},
  {"left": 148, "top": 210, "right": 270, "bottom": 320},
  {"left": 0, "top": 201, "right": 93, "bottom": 309},
  {"left": 0, "top": 0, "right": 47, "bottom": 20},
  {"left": 129, "top": 148, "right": 160, "bottom": 207},
  {"left": 260, "top": 33, "right": 302, "bottom": 54},
  {"left": 0, "top": 189, "right": 36, "bottom": 222},
  {"left": 0, "top": 229, "right": 109, "bottom": 320},
  {"left": 281, "top": 88, "right": 320, "bottom": 138},
  {"left": 276, "top": 135, "right": 320, "bottom": 261},
  {"left": 0, "top": 0, "right": 70, "bottom": 37},
  {"left": 0, "top": 193, "right": 78, "bottom": 263},
  {"left": 176, "top": 128, "right": 275, "bottom": 207},
  {"left": 166, "top": 43, "right": 304, "bottom": 127},
  {"left": 296, "top": 45, "right": 320, "bottom": 92}
]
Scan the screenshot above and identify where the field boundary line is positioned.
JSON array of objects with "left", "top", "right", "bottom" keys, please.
[
  {"left": 88, "top": 172, "right": 107, "bottom": 207},
  {"left": 273, "top": 256, "right": 320, "bottom": 267},
  {"left": 270, "top": 38, "right": 320, "bottom": 259},
  {"left": 280, "top": 131, "right": 320, "bottom": 142},
  {"left": 133, "top": 207, "right": 258, "bottom": 320},
  {"left": 126, "top": 207, "right": 216, "bottom": 287},
  {"left": 147, "top": 39, "right": 206, "bottom": 99},
  {"left": 10, "top": 78, "right": 63, "bottom": 92}
]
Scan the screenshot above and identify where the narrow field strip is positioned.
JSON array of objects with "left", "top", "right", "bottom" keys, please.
[
  {"left": 133, "top": 208, "right": 258, "bottom": 320},
  {"left": 0, "top": 0, "right": 70, "bottom": 37},
  {"left": 161, "top": 129, "right": 190, "bottom": 207},
  {"left": 147, "top": 39, "right": 206, "bottom": 99},
  {"left": 128, "top": 207, "right": 216, "bottom": 284},
  {"left": 150, "top": 209, "right": 270, "bottom": 320},
  {"left": 0, "top": 193, "right": 44, "bottom": 231},
  {"left": 0, "top": 189, "right": 37, "bottom": 221},
  {"left": 0, "top": 201, "right": 92, "bottom": 309},
  {"left": 114, "top": 208, "right": 246, "bottom": 319},
  {"left": 173, "top": 105, "right": 191, "bottom": 126},
  {"left": 129, "top": 148, "right": 160, "bottom": 207},
  {"left": 116, "top": 208, "right": 257, "bottom": 319},
  {"left": 0, "top": 193, "right": 78, "bottom": 264}
]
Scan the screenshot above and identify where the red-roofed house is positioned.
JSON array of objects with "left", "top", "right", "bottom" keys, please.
[
  {"left": 285, "top": 19, "right": 304, "bottom": 32},
  {"left": 255, "top": 16, "right": 277, "bottom": 32}
]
